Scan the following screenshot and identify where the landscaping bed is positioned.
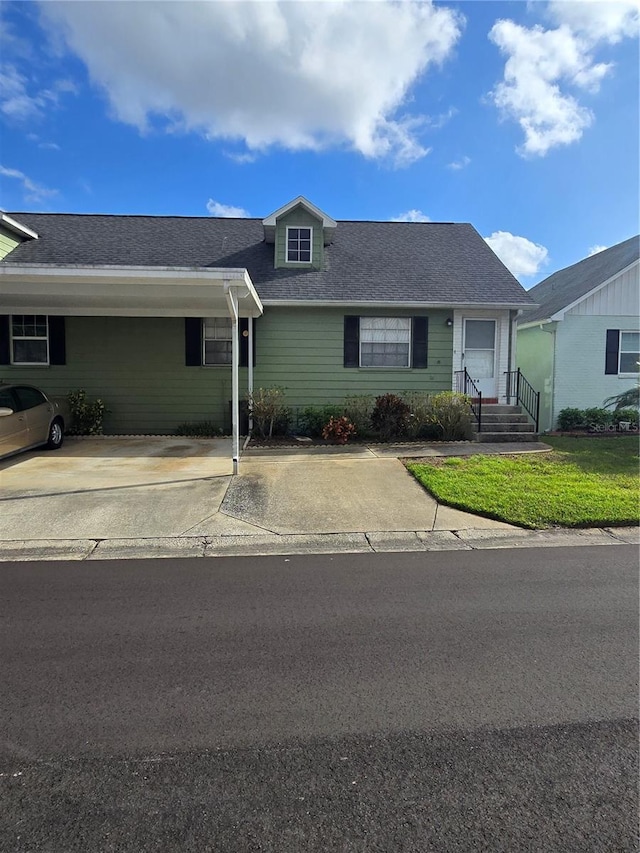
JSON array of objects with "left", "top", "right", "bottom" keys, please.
[{"left": 406, "top": 436, "right": 639, "bottom": 529}]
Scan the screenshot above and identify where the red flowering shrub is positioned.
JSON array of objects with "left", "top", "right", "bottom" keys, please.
[{"left": 322, "top": 416, "right": 356, "bottom": 445}]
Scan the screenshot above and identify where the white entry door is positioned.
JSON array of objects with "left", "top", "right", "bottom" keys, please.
[{"left": 463, "top": 319, "right": 497, "bottom": 398}]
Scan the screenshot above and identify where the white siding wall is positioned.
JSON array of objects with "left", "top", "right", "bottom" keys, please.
[
  {"left": 553, "top": 314, "right": 640, "bottom": 423},
  {"left": 566, "top": 262, "right": 639, "bottom": 317},
  {"left": 452, "top": 308, "right": 513, "bottom": 399}
]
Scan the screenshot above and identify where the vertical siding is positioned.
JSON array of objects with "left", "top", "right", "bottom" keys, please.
[
  {"left": 567, "top": 263, "right": 640, "bottom": 316},
  {"left": 254, "top": 307, "right": 453, "bottom": 406},
  {"left": 274, "top": 208, "right": 324, "bottom": 270},
  {"left": 0, "top": 317, "right": 245, "bottom": 434},
  {"left": 517, "top": 325, "right": 555, "bottom": 431},
  {"left": 553, "top": 314, "right": 640, "bottom": 424},
  {"left": 0, "top": 227, "right": 21, "bottom": 260}
]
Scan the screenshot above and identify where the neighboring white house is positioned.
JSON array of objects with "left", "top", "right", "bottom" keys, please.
[{"left": 517, "top": 236, "right": 640, "bottom": 432}]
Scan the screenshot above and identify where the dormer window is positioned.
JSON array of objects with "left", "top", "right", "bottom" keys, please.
[{"left": 287, "top": 227, "right": 312, "bottom": 263}]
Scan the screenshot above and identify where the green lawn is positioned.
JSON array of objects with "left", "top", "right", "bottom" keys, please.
[{"left": 406, "top": 436, "right": 640, "bottom": 529}]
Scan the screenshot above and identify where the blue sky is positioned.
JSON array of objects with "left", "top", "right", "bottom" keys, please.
[{"left": 0, "top": 0, "right": 638, "bottom": 287}]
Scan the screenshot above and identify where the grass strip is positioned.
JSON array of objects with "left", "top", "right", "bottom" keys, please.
[{"left": 406, "top": 436, "right": 639, "bottom": 529}]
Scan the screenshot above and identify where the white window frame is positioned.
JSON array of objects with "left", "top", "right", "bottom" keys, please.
[
  {"left": 359, "top": 316, "right": 411, "bottom": 369},
  {"left": 619, "top": 330, "right": 640, "bottom": 375},
  {"left": 286, "top": 226, "right": 313, "bottom": 264},
  {"left": 10, "top": 314, "right": 49, "bottom": 366},
  {"left": 202, "top": 317, "right": 233, "bottom": 367}
]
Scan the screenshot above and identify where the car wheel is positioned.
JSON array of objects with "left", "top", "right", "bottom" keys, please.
[{"left": 46, "top": 418, "right": 64, "bottom": 450}]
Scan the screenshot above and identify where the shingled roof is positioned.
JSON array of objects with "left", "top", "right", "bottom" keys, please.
[
  {"left": 518, "top": 235, "right": 640, "bottom": 326},
  {"left": 2, "top": 212, "right": 532, "bottom": 307}
]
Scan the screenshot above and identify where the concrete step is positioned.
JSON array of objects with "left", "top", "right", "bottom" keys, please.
[
  {"left": 475, "top": 422, "right": 536, "bottom": 433},
  {"left": 480, "top": 413, "right": 531, "bottom": 424},
  {"left": 475, "top": 431, "right": 539, "bottom": 443},
  {"left": 480, "top": 405, "right": 523, "bottom": 414}
]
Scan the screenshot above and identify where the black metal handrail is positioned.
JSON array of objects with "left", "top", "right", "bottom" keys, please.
[
  {"left": 505, "top": 369, "right": 540, "bottom": 432},
  {"left": 454, "top": 369, "right": 482, "bottom": 433}
]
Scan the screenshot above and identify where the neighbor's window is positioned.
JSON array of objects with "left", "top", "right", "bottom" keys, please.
[
  {"left": 286, "top": 227, "right": 312, "bottom": 263},
  {"left": 360, "top": 317, "right": 411, "bottom": 367},
  {"left": 203, "top": 318, "right": 232, "bottom": 365},
  {"left": 11, "top": 315, "right": 49, "bottom": 365},
  {"left": 619, "top": 331, "right": 640, "bottom": 374}
]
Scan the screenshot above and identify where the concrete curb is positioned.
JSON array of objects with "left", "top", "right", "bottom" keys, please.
[{"left": 0, "top": 526, "right": 637, "bottom": 562}]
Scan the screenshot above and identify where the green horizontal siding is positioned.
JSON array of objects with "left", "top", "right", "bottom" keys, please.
[
  {"left": 0, "top": 227, "right": 21, "bottom": 260},
  {"left": 1, "top": 317, "right": 246, "bottom": 434},
  {"left": 1, "top": 309, "right": 454, "bottom": 433},
  {"left": 254, "top": 307, "right": 453, "bottom": 406},
  {"left": 274, "top": 208, "right": 323, "bottom": 270}
]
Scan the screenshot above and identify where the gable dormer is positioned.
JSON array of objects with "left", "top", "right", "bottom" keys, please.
[{"left": 262, "top": 196, "right": 336, "bottom": 270}]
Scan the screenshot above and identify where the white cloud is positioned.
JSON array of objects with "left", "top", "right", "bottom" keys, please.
[
  {"left": 206, "top": 199, "right": 250, "bottom": 218},
  {"left": 40, "top": 0, "right": 463, "bottom": 166},
  {"left": 391, "top": 209, "right": 431, "bottom": 223},
  {"left": 588, "top": 243, "right": 608, "bottom": 255},
  {"left": 488, "top": 1, "right": 639, "bottom": 157},
  {"left": 0, "top": 164, "right": 58, "bottom": 202},
  {"left": 0, "top": 62, "right": 77, "bottom": 122},
  {"left": 484, "top": 230, "right": 549, "bottom": 278},
  {"left": 447, "top": 155, "right": 471, "bottom": 170}
]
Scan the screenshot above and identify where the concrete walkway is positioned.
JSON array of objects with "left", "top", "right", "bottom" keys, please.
[{"left": 0, "top": 436, "right": 637, "bottom": 561}]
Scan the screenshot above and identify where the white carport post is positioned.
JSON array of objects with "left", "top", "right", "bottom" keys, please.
[
  {"left": 225, "top": 281, "right": 241, "bottom": 475},
  {"left": 247, "top": 316, "right": 254, "bottom": 432}
]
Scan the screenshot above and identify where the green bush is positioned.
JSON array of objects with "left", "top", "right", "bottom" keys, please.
[
  {"left": 67, "top": 390, "right": 108, "bottom": 435},
  {"left": 297, "top": 405, "right": 343, "bottom": 437},
  {"left": 426, "top": 392, "right": 473, "bottom": 441},
  {"left": 371, "top": 393, "right": 410, "bottom": 440},
  {"left": 584, "top": 407, "right": 612, "bottom": 427},
  {"left": 343, "top": 395, "right": 375, "bottom": 438},
  {"left": 402, "top": 391, "right": 440, "bottom": 440},
  {"left": 612, "top": 408, "right": 639, "bottom": 427},
  {"left": 248, "top": 387, "right": 290, "bottom": 438},
  {"left": 556, "top": 408, "right": 586, "bottom": 431},
  {"left": 174, "top": 421, "right": 223, "bottom": 437}
]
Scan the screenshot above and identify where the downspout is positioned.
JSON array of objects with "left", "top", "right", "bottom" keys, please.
[{"left": 247, "top": 315, "right": 254, "bottom": 434}]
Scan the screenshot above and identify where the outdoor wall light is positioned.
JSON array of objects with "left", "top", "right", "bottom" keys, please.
[{"left": 445, "top": 318, "right": 453, "bottom": 327}]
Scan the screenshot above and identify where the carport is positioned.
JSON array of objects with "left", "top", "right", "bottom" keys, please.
[{"left": 0, "top": 263, "right": 264, "bottom": 472}]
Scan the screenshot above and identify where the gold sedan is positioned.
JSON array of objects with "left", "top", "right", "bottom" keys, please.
[{"left": 0, "top": 384, "right": 68, "bottom": 460}]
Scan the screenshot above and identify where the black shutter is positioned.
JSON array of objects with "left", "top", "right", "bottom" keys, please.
[
  {"left": 48, "top": 316, "right": 66, "bottom": 365},
  {"left": 605, "top": 329, "right": 620, "bottom": 375},
  {"left": 0, "top": 316, "right": 9, "bottom": 365},
  {"left": 185, "top": 318, "right": 202, "bottom": 366},
  {"left": 411, "top": 317, "right": 428, "bottom": 368},
  {"left": 344, "top": 316, "right": 359, "bottom": 367},
  {"left": 240, "top": 318, "right": 257, "bottom": 367}
]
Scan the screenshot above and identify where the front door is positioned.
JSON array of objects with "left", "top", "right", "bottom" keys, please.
[{"left": 463, "top": 319, "right": 497, "bottom": 398}]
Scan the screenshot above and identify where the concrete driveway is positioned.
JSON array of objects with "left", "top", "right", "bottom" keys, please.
[{"left": 0, "top": 437, "right": 256, "bottom": 540}]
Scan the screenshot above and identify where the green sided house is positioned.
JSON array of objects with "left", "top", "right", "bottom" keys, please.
[{"left": 0, "top": 197, "right": 535, "bottom": 459}]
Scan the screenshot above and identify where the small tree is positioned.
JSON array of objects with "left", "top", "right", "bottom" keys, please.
[{"left": 248, "top": 386, "right": 289, "bottom": 438}]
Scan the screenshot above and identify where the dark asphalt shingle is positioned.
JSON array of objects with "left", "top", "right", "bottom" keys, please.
[
  {"left": 2, "top": 212, "right": 533, "bottom": 306},
  {"left": 518, "top": 235, "right": 640, "bottom": 325}
]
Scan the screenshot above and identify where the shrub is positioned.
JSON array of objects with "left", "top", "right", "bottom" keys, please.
[
  {"left": 67, "top": 390, "right": 108, "bottom": 435},
  {"left": 426, "top": 392, "right": 473, "bottom": 441},
  {"left": 322, "top": 416, "right": 356, "bottom": 445},
  {"left": 343, "top": 395, "right": 375, "bottom": 438},
  {"left": 556, "top": 408, "right": 586, "bottom": 431},
  {"left": 584, "top": 407, "right": 612, "bottom": 428},
  {"left": 402, "top": 391, "right": 440, "bottom": 440},
  {"left": 612, "top": 408, "right": 639, "bottom": 427},
  {"left": 297, "top": 405, "right": 343, "bottom": 437},
  {"left": 371, "top": 393, "right": 410, "bottom": 440},
  {"left": 248, "top": 387, "right": 290, "bottom": 438},
  {"left": 174, "top": 421, "right": 223, "bottom": 437}
]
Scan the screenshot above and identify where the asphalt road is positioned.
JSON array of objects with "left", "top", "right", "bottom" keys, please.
[{"left": 1, "top": 546, "right": 638, "bottom": 852}]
